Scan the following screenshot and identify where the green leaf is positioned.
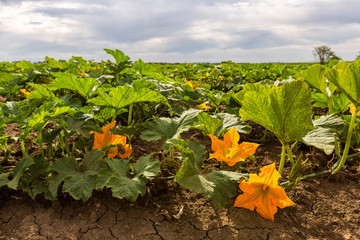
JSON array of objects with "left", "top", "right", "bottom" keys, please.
[
  {"left": 25, "top": 102, "right": 73, "bottom": 133},
  {"left": 88, "top": 85, "right": 170, "bottom": 111},
  {"left": 140, "top": 109, "right": 200, "bottom": 147},
  {"left": 300, "top": 64, "right": 336, "bottom": 97},
  {"left": 133, "top": 155, "right": 161, "bottom": 178},
  {"left": 48, "top": 149, "right": 105, "bottom": 201},
  {"left": 7, "top": 157, "right": 34, "bottom": 190},
  {"left": 216, "top": 113, "right": 249, "bottom": 136},
  {"left": 313, "top": 114, "right": 344, "bottom": 132},
  {"left": 302, "top": 127, "right": 336, "bottom": 155},
  {"left": 195, "top": 112, "right": 223, "bottom": 136},
  {"left": 50, "top": 72, "right": 98, "bottom": 99},
  {"left": 105, "top": 158, "right": 146, "bottom": 201},
  {"left": 16, "top": 60, "right": 33, "bottom": 70},
  {"left": 104, "top": 48, "right": 130, "bottom": 64},
  {"left": 0, "top": 72, "right": 15, "bottom": 84},
  {"left": 0, "top": 173, "right": 10, "bottom": 187},
  {"left": 233, "top": 83, "right": 273, "bottom": 105},
  {"left": 26, "top": 83, "right": 56, "bottom": 100},
  {"left": 324, "top": 61, "right": 360, "bottom": 105},
  {"left": 174, "top": 141, "right": 248, "bottom": 209},
  {"left": 240, "top": 81, "right": 314, "bottom": 143},
  {"left": 302, "top": 114, "right": 344, "bottom": 155},
  {"left": 24, "top": 157, "right": 53, "bottom": 199}
]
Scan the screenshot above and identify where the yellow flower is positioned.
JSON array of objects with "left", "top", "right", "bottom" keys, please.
[
  {"left": 234, "top": 163, "right": 295, "bottom": 221},
  {"left": 208, "top": 127, "right": 259, "bottom": 166},
  {"left": 349, "top": 103, "right": 360, "bottom": 116},
  {"left": 20, "top": 88, "right": 30, "bottom": 96},
  {"left": 199, "top": 102, "right": 211, "bottom": 110},
  {"left": 90, "top": 121, "right": 132, "bottom": 158},
  {"left": 184, "top": 79, "right": 200, "bottom": 89}
]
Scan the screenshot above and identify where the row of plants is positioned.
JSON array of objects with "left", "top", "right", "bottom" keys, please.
[{"left": 0, "top": 49, "right": 359, "bottom": 221}]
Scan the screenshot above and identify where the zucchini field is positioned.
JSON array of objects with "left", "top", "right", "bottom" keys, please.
[{"left": 0, "top": 49, "right": 359, "bottom": 239}]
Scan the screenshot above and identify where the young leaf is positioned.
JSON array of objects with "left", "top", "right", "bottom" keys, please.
[
  {"left": 104, "top": 48, "right": 130, "bottom": 64},
  {"left": 240, "top": 81, "right": 314, "bottom": 143},
  {"left": 133, "top": 155, "right": 161, "bottom": 178}
]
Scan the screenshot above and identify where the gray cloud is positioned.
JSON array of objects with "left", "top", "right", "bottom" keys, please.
[{"left": 0, "top": 0, "right": 359, "bottom": 62}]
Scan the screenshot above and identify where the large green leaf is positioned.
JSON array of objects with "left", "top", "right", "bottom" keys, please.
[
  {"left": 25, "top": 102, "right": 73, "bottom": 133},
  {"left": 324, "top": 61, "right": 360, "bottom": 105},
  {"left": 48, "top": 149, "right": 105, "bottom": 201},
  {"left": 300, "top": 64, "right": 336, "bottom": 97},
  {"left": 240, "top": 81, "right": 314, "bottom": 143},
  {"left": 7, "top": 157, "right": 34, "bottom": 190},
  {"left": 27, "top": 83, "right": 56, "bottom": 100},
  {"left": 140, "top": 109, "right": 200, "bottom": 149},
  {"left": 174, "top": 141, "right": 248, "bottom": 209},
  {"left": 105, "top": 156, "right": 161, "bottom": 201},
  {"left": 87, "top": 85, "right": 170, "bottom": 111},
  {"left": 50, "top": 72, "right": 98, "bottom": 99}
]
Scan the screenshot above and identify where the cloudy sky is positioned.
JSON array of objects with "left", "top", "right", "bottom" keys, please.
[{"left": 0, "top": 0, "right": 359, "bottom": 63}]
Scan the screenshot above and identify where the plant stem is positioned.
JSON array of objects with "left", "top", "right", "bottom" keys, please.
[
  {"left": 18, "top": 128, "right": 28, "bottom": 158},
  {"left": 278, "top": 142, "right": 286, "bottom": 175},
  {"left": 128, "top": 104, "right": 133, "bottom": 126},
  {"left": 285, "top": 144, "right": 294, "bottom": 166},
  {"left": 332, "top": 111, "right": 357, "bottom": 174},
  {"left": 327, "top": 96, "right": 333, "bottom": 114},
  {"left": 37, "top": 129, "right": 45, "bottom": 158},
  {"left": 280, "top": 169, "right": 331, "bottom": 187}
]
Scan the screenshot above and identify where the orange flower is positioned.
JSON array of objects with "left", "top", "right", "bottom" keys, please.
[
  {"left": 184, "top": 79, "right": 200, "bottom": 89},
  {"left": 198, "top": 102, "right": 211, "bottom": 110},
  {"left": 90, "top": 121, "right": 132, "bottom": 158},
  {"left": 349, "top": 103, "right": 360, "bottom": 116},
  {"left": 234, "top": 163, "right": 295, "bottom": 221},
  {"left": 20, "top": 88, "right": 30, "bottom": 96},
  {"left": 208, "top": 127, "right": 259, "bottom": 166}
]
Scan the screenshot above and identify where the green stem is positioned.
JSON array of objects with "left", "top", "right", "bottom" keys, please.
[
  {"left": 334, "top": 138, "right": 341, "bottom": 159},
  {"left": 64, "top": 131, "right": 70, "bottom": 155},
  {"left": 327, "top": 96, "right": 333, "bottom": 114},
  {"left": 18, "top": 128, "right": 28, "bottom": 158},
  {"left": 280, "top": 169, "right": 331, "bottom": 187},
  {"left": 128, "top": 104, "right": 133, "bottom": 126},
  {"left": 278, "top": 142, "right": 286, "bottom": 175},
  {"left": 37, "top": 129, "right": 45, "bottom": 158},
  {"left": 332, "top": 111, "right": 357, "bottom": 174},
  {"left": 285, "top": 144, "right": 294, "bottom": 166},
  {"left": 346, "top": 152, "right": 360, "bottom": 160}
]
